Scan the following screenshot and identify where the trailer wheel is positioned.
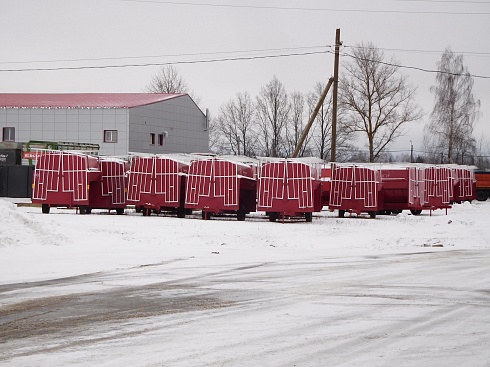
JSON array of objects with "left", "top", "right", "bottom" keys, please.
[
  {"left": 41, "top": 204, "right": 50, "bottom": 214},
  {"left": 410, "top": 209, "right": 422, "bottom": 216},
  {"left": 269, "top": 212, "right": 279, "bottom": 222},
  {"left": 177, "top": 206, "right": 186, "bottom": 218},
  {"left": 476, "top": 191, "right": 488, "bottom": 201},
  {"left": 116, "top": 208, "right": 124, "bottom": 215},
  {"left": 237, "top": 207, "right": 246, "bottom": 221},
  {"left": 305, "top": 212, "right": 313, "bottom": 222},
  {"left": 338, "top": 210, "right": 345, "bottom": 218},
  {"left": 368, "top": 211, "right": 377, "bottom": 219},
  {"left": 79, "top": 206, "right": 89, "bottom": 215}
]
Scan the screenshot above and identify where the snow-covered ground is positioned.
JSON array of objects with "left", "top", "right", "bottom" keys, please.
[{"left": 1, "top": 199, "right": 489, "bottom": 366}]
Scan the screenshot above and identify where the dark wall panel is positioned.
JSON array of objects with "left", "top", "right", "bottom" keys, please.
[
  {"left": 0, "top": 166, "right": 33, "bottom": 198},
  {"left": 0, "top": 166, "right": 8, "bottom": 197}
]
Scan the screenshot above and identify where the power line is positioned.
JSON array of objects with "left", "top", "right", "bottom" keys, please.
[
  {"left": 0, "top": 45, "right": 329, "bottom": 66},
  {"left": 120, "top": 0, "right": 490, "bottom": 15},
  {"left": 1, "top": 45, "right": 488, "bottom": 79},
  {"left": 343, "top": 45, "right": 490, "bottom": 57},
  {"left": 340, "top": 51, "right": 490, "bottom": 79},
  {"left": 3, "top": 44, "right": 488, "bottom": 68},
  {"left": 0, "top": 50, "right": 329, "bottom": 72}
]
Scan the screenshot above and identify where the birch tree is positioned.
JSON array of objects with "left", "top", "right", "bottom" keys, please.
[{"left": 425, "top": 47, "right": 480, "bottom": 164}]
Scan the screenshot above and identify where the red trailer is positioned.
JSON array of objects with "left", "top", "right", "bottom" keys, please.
[
  {"left": 184, "top": 156, "right": 257, "bottom": 220},
  {"left": 377, "top": 164, "right": 453, "bottom": 215},
  {"left": 257, "top": 158, "right": 323, "bottom": 222},
  {"left": 126, "top": 154, "right": 190, "bottom": 217},
  {"left": 419, "top": 165, "right": 452, "bottom": 213},
  {"left": 448, "top": 165, "right": 476, "bottom": 203},
  {"left": 32, "top": 150, "right": 101, "bottom": 214},
  {"left": 328, "top": 163, "right": 382, "bottom": 218},
  {"left": 320, "top": 164, "right": 331, "bottom": 207},
  {"left": 401, "top": 164, "right": 452, "bottom": 214},
  {"left": 378, "top": 164, "right": 431, "bottom": 215},
  {"left": 377, "top": 165, "right": 411, "bottom": 215},
  {"left": 87, "top": 157, "right": 128, "bottom": 215}
]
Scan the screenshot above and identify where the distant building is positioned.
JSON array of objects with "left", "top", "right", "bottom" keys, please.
[{"left": 0, "top": 93, "right": 209, "bottom": 157}]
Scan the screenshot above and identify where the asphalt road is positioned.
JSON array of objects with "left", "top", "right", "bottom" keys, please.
[{"left": 1, "top": 250, "right": 489, "bottom": 366}]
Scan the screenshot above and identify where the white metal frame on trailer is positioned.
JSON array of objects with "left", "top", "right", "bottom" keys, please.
[
  {"left": 213, "top": 159, "right": 239, "bottom": 207},
  {"left": 33, "top": 150, "right": 94, "bottom": 202},
  {"left": 32, "top": 150, "right": 61, "bottom": 201},
  {"left": 329, "top": 164, "right": 379, "bottom": 209},
  {"left": 258, "top": 158, "right": 319, "bottom": 210},
  {"left": 186, "top": 158, "right": 212, "bottom": 206},
  {"left": 100, "top": 158, "right": 126, "bottom": 205}
]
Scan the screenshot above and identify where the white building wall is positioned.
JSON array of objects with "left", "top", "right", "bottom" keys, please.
[
  {"left": 128, "top": 95, "right": 208, "bottom": 154},
  {"left": 0, "top": 107, "right": 129, "bottom": 156},
  {"left": 0, "top": 95, "right": 208, "bottom": 157}
]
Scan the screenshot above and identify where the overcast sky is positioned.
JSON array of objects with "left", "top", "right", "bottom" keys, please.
[{"left": 1, "top": 0, "right": 489, "bottom": 156}]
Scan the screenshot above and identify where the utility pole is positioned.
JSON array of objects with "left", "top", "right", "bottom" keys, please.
[
  {"left": 410, "top": 140, "right": 414, "bottom": 163},
  {"left": 331, "top": 28, "right": 341, "bottom": 162}
]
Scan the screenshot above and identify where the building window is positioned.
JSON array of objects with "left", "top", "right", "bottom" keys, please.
[
  {"left": 150, "top": 133, "right": 155, "bottom": 145},
  {"left": 104, "top": 130, "right": 118, "bottom": 143},
  {"left": 2, "top": 127, "right": 15, "bottom": 142},
  {"left": 158, "top": 134, "right": 164, "bottom": 146}
]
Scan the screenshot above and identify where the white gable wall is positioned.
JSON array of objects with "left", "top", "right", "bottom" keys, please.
[{"left": 128, "top": 95, "right": 208, "bottom": 154}]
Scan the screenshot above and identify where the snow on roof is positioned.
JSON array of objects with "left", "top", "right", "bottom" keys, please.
[
  {"left": 257, "top": 156, "right": 324, "bottom": 165},
  {"left": 128, "top": 152, "right": 195, "bottom": 166},
  {"left": 0, "top": 93, "right": 185, "bottom": 109}
]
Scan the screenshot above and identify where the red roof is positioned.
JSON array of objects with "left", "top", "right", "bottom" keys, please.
[{"left": 0, "top": 93, "right": 185, "bottom": 108}]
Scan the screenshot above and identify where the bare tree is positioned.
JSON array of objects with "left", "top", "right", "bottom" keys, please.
[
  {"left": 284, "top": 91, "right": 312, "bottom": 157},
  {"left": 424, "top": 47, "right": 480, "bottom": 164},
  {"left": 207, "top": 111, "right": 228, "bottom": 155},
  {"left": 307, "top": 83, "right": 332, "bottom": 160},
  {"left": 340, "top": 43, "right": 422, "bottom": 162},
  {"left": 146, "top": 65, "right": 189, "bottom": 94},
  {"left": 306, "top": 81, "right": 354, "bottom": 161},
  {"left": 145, "top": 65, "right": 202, "bottom": 107},
  {"left": 216, "top": 92, "right": 257, "bottom": 156},
  {"left": 256, "top": 76, "right": 290, "bottom": 157}
]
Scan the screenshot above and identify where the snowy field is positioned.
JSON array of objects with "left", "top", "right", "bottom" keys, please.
[{"left": 0, "top": 198, "right": 489, "bottom": 366}]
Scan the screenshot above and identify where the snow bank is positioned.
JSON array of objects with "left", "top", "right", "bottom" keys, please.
[{"left": 0, "top": 199, "right": 489, "bottom": 285}]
